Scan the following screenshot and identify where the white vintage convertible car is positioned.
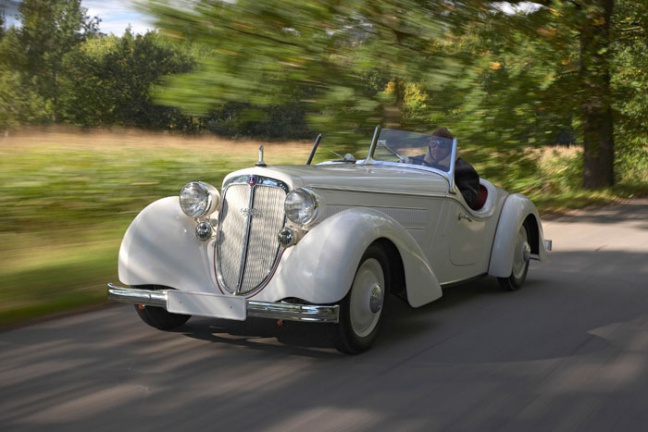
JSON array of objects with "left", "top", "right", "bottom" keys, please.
[{"left": 108, "top": 127, "right": 551, "bottom": 354}]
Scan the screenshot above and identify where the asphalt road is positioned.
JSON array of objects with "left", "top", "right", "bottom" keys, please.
[{"left": 2, "top": 199, "right": 648, "bottom": 432}]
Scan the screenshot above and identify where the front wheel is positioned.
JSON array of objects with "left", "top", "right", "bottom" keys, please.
[
  {"left": 133, "top": 286, "right": 191, "bottom": 330},
  {"left": 498, "top": 222, "right": 532, "bottom": 291},
  {"left": 333, "top": 244, "right": 390, "bottom": 354},
  {"left": 135, "top": 305, "right": 191, "bottom": 330}
]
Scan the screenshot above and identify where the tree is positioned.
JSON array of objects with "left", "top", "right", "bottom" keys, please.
[
  {"left": 459, "top": 0, "right": 615, "bottom": 188},
  {"left": 578, "top": 0, "right": 615, "bottom": 188},
  {"left": 13, "top": 0, "right": 100, "bottom": 122},
  {"left": 61, "top": 29, "right": 195, "bottom": 129},
  {"left": 610, "top": 1, "right": 648, "bottom": 184},
  {"left": 373, "top": 0, "right": 619, "bottom": 189},
  {"left": 0, "top": 21, "right": 47, "bottom": 128}
]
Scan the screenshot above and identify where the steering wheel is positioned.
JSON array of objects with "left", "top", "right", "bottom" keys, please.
[{"left": 410, "top": 156, "right": 433, "bottom": 167}]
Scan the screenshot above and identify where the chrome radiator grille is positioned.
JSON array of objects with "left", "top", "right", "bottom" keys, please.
[{"left": 216, "top": 176, "right": 288, "bottom": 295}]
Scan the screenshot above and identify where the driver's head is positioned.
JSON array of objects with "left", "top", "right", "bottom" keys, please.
[
  {"left": 432, "top": 127, "right": 454, "bottom": 139},
  {"left": 427, "top": 128, "right": 453, "bottom": 163}
]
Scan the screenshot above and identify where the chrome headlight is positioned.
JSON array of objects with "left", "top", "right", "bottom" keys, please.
[
  {"left": 284, "top": 188, "right": 320, "bottom": 225},
  {"left": 179, "top": 181, "right": 220, "bottom": 218}
]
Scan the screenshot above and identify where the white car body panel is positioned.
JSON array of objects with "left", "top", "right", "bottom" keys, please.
[
  {"left": 118, "top": 197, "right": 219, "bottom": 292},
  {"left": 264, "top": 207, "right": 442, "bottom": 307},
  {"left": 489, "top": 193, "right": 549, "bottom": 277}
]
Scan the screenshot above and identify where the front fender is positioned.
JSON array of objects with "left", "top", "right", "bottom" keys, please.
[
  {"left": 489, "top": 193, "right": 548, "bottom": 278},
  {"left": 263, "top": 208, "right": 442, "bottom": 307},
  {"left": 118, "top": 197, "right": 217, "bottom": 291}
]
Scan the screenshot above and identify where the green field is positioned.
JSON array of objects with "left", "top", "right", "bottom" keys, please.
[{"left": 1, "top": 127, "right": 646, "bottom": 329}]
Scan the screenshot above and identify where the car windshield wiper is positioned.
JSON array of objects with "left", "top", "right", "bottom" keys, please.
[
  {"left": 306, "top": 134, "right": 355, "bottom": 164},
  {"left": 306, "top": 133, "right": 322, "bottom": 165},
  {"left": 326, "top": 149, "right": 356, "bottom": 163},
  {"left": 379, "top": 140, "right": 409, "bottom": 163}
]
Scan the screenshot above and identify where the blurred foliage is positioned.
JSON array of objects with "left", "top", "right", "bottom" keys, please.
[{"left": 140, "top": 0, "right": 461, "bottom": 145}]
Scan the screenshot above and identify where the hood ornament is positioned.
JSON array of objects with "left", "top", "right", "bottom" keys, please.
[{"left": 255, "top": 145, "right": 267, "bottom": 167}]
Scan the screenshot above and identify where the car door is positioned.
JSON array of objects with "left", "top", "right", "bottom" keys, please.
[
  {"left": 448, "top": 197, "right": 488, "bottom": 267},
  {"left": 428, "top": 195, "right": 490, "bottom": 284}
]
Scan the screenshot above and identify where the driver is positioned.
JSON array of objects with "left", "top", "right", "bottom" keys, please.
[
  {"left": 425, "top": 134, "right": 453, "bottom": 170},
  {"left": 411, "top": 127, "right": 481, "bottom": 209},
  {"left": 409, "top": 127, "right": 454, "bottom": 170}
]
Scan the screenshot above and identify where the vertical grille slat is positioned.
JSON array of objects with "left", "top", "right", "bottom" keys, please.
[
  {"left": 240, "top": 186, "right": 286, "bottom": 292},
  {"left": 216, "top": 177, "right": 287, "bottom": 295}
]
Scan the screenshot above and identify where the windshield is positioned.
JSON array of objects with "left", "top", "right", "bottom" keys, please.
[
  {"left": 370, "top": 129, "right": 455, "bottom": 173},
  {"left": 308, "top": 127, "right": 457, "bottom": 178}
]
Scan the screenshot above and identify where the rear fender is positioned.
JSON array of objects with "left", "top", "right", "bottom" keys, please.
[
  {"left": 489, "top": 194, "right": 548, "bottom": 278},
  {"left": 266, "top": 208, "right": 442, "bottom": 307}
]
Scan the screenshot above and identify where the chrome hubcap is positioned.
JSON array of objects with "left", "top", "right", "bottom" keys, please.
[
  {"left": 522, "top": 242, "right": 531, "bottom": 262},
  {"left": 350, "top": 258, "right": 384, "bottom": 338},
  {"left": 512, "top": 226, "right": 530, "bottom": 280},
  {"left": 369, "top": 283, "right": 384, "bottom": 314}
]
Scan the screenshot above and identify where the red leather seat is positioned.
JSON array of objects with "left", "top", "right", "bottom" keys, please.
[{"left": 472, "top": 184, "right": 488, "bottom": 211}]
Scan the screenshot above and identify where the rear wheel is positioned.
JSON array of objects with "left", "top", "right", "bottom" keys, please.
[
  {"left": 498, "top": 222, "right": 532, "bottom": 291},
  {"left": 333, "top": 244, "right": 390, "bottom": 354},
  {"left": 134, "top": 286, "right": 191, "bottom": 330}
]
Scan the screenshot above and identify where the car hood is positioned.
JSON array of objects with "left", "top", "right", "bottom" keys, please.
[{"left": 223, "top": 163, "right": 451, "bottom": 196}]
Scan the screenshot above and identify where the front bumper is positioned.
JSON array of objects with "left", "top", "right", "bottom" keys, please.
[{"left": 107, "top": 283, "right": 340, "bottom": 323}]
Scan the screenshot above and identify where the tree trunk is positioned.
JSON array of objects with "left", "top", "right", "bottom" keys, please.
[
  {"left": 579, "top": 0, "right": 615, "bottom": 189},
  {"left": 384, "top": 78, "right": 404, "bottom": 129}
]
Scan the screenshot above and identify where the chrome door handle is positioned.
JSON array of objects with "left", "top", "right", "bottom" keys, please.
[{"left": 458, "top": 213, "right": 473, "bottom": 222}]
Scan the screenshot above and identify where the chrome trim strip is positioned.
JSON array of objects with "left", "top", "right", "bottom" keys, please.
[
  {"left": 248, "top": 301, "right": 339, "bottom": 323},
  {"left": 365, "top": 124, "right": 382, "bottom": 162},
  {"left": 448, "top": 137, "right": 458, "bottom": 192},
  {"left": 107, "top": 283, "right": 167, "bottom": 307},
  {"left": 237, "top": 183, "right": 256, "bottom": 293},
  {"left": 223, "top": 175, "right": 290, "bottom": 192},
  {"left": 107, "top": 284, "right": 340, "bottom": 323},
  {"left": 308, "top": 184, "right": 448, "bottom": 199}
]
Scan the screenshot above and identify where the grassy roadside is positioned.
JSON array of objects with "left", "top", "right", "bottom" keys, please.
[{"left": 1, "top": 127, "right": 647, "bottom": 329}]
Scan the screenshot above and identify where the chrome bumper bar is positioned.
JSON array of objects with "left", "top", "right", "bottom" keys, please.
[{"left": 107, "top": 283, "right": 339, "bottom": 323}]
